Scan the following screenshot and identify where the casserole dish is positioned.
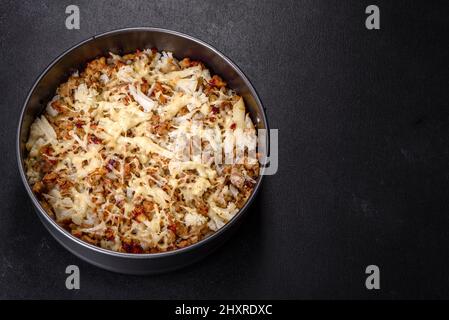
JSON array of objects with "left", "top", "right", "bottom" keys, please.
[{"left": 17, "top": 27, "right": 268, "bottom": 274}]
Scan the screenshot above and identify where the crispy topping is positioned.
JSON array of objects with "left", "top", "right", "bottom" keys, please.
[{"left": 25, "top": 49, "right": 259, "bottom": 253}]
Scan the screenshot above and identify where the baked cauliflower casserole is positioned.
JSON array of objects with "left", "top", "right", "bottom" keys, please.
[{"left": 25, "top": 49, "right": 259, "bottom": 253}]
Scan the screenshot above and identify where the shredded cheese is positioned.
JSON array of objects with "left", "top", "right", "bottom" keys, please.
[{"left": 25, "top": 49, "right": 259, "bottom": 253}]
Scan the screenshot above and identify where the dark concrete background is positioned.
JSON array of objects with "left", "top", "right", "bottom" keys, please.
[{"left": 1, "top": 0, "right": 448, "bottom": 299}]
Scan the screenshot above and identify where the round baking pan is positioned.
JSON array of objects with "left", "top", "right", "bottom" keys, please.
[{"left": 17, "top": 27, "right": 268, "bottom": 274}]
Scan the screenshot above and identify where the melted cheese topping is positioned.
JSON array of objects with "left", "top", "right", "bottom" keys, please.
[{"left": 25, "top": 49, "right": 259, "bottom": 253}]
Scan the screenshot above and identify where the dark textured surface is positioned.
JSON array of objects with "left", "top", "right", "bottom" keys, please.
[{"left": 1, "top": 0, "right": 448, "bottom": 299}]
